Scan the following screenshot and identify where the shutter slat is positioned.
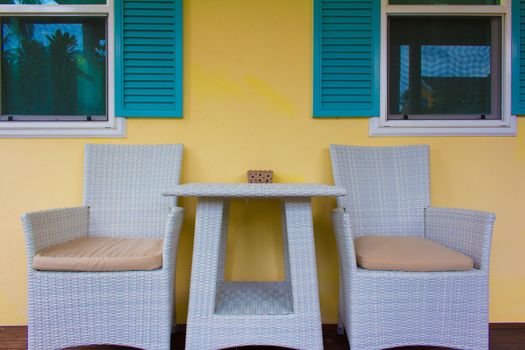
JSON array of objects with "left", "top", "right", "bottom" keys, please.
[
  {"left": 322, "top": 66, "right": 372, "bottom": 74},
  {"left": 116, "top": 0, "right": 182, "bottom": 118},
  {"left": 124, "top": 52, "right": 175, "bottom": 60},
  {"left": 322, "top": 81, "right": 372, "bottom": 88},
  {"left": 124, "top": 16, "right": 175, "bottom": 24},
  {"left": 125, "top": 60, "right": 174, "bottom": 67},
  {"left": 124, "top": 38, "right": 175, "bottom": 46},
  {"left": 322, "top": 88, "right": 372, "bottom": 95},
  {"left": 124, "top": 103, "right": 177, "bottom": 109},
  {"left": 322, "top": 46, "right": 371, "bottom": 53},
  {"left": 322, "top": 16, "right": 372, "bottom": 24},
  {"left": 323, "top": 52, "right": 371, "bottom": 59},
  {"left": 125, "top": 4, "right": 174, "bottom": 10},
  {"left": 323, "top": 59, "right": 371, "bottom": 66},
  {"left": 322, "top": 30, "right": 371, "bottom": 38},
  {"left": 322, "top": 38, "right": 372, "bottom": 45},
  {"left": 513, "top": 1, "right": 525, "bottom": 114},
  {"left": 124, "top": 67, "right": 175, "bottom": 74},
  {"left": 124, "top": 31, "right": 174, "bottom": 38},
  {"left": 124, "top": 46, "right": 175, "bottom": 53},
  {"left": 322, "top": 74, "right": 372, "bottom": 81},
  {"left": 314, "top": 0, "right": 379, "bottom": 117},
  {"left": 320, "top": 103, "right": 373, "bottom": 109},
  {"left": 125, "top": 10, "right": 175, "bottom": 16},
  {"left": 124, "top": 96, "right": 175, "bottom": 103},
  {"left": 322, "top": 23, "right": 372, "bottom": 31},
  {"left": 124, "top": 75, "right": 175, "bottom": 82},
  {"left": 124, "top": 23, "right": 174, "bottom": 31},
  {"left": 125, "top": 81, "right": 175, "bottom": 88},
  {"left": 322, "top": 95, "right": 372, "bottom": 102},
  {"left": 125, "top": 88, "right": 174, "bottom": 96},
  {"left": 323, "top": 3, "right": 372, "bottom": 10},
  {"left": 323, "top": 10, "right": 371, "bottom": 17}
]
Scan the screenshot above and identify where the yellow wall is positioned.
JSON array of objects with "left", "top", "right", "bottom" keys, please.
[{"left": 1, "top": 0, "right": 525, "bottom": 325}]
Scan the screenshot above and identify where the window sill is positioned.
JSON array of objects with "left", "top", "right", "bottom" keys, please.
[
  {"left": 369, "top": 116, "right": 517, "bottom": 137},
  {"left": 0, "top": 117, "right": 126, "bottom": 139}
]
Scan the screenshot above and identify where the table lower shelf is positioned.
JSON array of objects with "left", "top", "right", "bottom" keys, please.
[{"left": 214, "top": 281, "right": 294, "bottom": 316}]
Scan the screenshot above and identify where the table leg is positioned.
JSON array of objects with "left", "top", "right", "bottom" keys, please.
[
  {"left": 283, "top": 198, "right": 324, "bottom": 349},
  {"left": 281, "top": 201, "right": 292, "bottom": 282},
  {"left": 185, "top": 197, "right": 323, "bottom": 350},
  {"left": 185, "top": 198, "right": 229, "bottom": 350}
]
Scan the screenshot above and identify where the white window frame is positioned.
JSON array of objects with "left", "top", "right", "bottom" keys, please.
[
  {"left": 0, "top": 0, "right": 125, "bottom": 138},
  {"left": 370, "top": 0, "right": 516, "bottom": 136}
]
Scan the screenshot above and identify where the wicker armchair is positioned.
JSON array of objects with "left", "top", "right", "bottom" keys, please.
[
  {"left": 21, "top": 144, "right": 184, "bottom": 350},
  {"left": 330, "top": 144, "right": 495, "bottom": 350}
]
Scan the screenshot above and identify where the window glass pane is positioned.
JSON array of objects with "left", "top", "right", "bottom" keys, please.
[
  {"left": 389, "top": 0, "right": 499, "bottom": 4},
  {"left": 388, "top": 17, "right": 499, "bottom": 118},
  {"left": 1, "top": 16, "right": 107, "bottom": 118},
  {"left": 0, "top": 1, "right": 106, "bottom": 4}
]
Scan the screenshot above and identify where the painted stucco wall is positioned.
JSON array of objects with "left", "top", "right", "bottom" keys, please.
[{"left": 1, "top": 0, "right": 524, "bottom": 325}]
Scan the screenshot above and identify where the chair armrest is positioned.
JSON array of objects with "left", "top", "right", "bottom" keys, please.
[
  {"left": 424, "top": 207, "right": 495, "bottom": 271},
  {"left": 20, "top": 206, "right": 89, "bottom": 260},
  {"left": 332, "top": 208, "right": 357, "bottom": 271},
  {"left": 161, "top": 206, "right": 185, "bottom": 272}
]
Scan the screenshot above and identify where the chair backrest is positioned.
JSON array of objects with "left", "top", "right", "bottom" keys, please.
[
  {"left": 330, "top": 145, "right": 430, "bottom": 237},
  {"left": 83, "top": 144, "right": 183, "bottom": 238}
]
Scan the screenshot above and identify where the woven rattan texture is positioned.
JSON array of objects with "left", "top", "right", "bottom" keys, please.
[
  {"left": 84, "top": 144, "right": 183, "bottom": 237},
  {"left": 182, "top": 192, "right": 331, "bottom": 349},
  {"left": 164, "top": 182, "right": 346, "bottom": 198},
  {"left": 330, "top": 144, "right": 495, "bottom": 350},
  {"left": 21, "top": 144, "right": 184, "bottom": 350},
  {"left": 214, "top": 281, "right": 293, "bottom": 315},
  {"left": 331, "top": 144, "right": 429, "bottom": 237}
]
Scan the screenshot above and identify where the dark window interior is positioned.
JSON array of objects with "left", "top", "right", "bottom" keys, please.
[{"left": 388, "top": 16, "right": 501, "bottom": 120}]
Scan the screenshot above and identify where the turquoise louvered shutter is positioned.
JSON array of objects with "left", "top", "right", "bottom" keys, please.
[
  {"left": 115, "top": 0, "right": 183, "bottom": 118},
  {"left": 512, "top": 0, "right": 525, "bottom": 115},
  {"left": 313, "top": 0, "right": 380, "bottom": 117}
]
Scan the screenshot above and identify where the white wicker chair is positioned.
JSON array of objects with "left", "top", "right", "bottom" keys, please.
[
  {"left": 21, "top": 144, "right": 184, "bottom": 350},
  {"left": 330, "top": 144, "right": 495, "bottom": 350}
]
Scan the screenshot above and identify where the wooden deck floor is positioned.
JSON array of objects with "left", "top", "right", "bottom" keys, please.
[{"left": 1, "top": 324, "right": 524, "bottom": 350}]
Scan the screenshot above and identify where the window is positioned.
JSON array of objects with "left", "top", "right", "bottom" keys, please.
[
  {"left": 0, "top": 0, "right": 124, "bottom": 138},
  {"left": 313, "top": 0, "right": 515, "bottom": 135},
  {"left": 389, "top": 0, "right": 499, "bottom": 4},
  {"left": 370, "top": 0, "right": 515, "bottom": 136},
  {"left": 1, "top": 16, "right": 107, "bottom": 120},
  {"left": 388, "top": 16, "right": 501, "bottom": 120}
]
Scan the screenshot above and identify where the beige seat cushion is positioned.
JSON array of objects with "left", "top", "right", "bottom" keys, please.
[
  {"left": 33, "top": 237, "right": 163, "bottom": 272},
  {"left": 354, "top": 235, "right": 473, "bottom": 272}
]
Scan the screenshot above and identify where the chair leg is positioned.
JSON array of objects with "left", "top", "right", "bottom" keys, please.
[
  {"left": 337, "top": 276, "right": 345, "bottom": 335},
  {"left": 337, "top": 317, "right": 345, "bottom": 335}
]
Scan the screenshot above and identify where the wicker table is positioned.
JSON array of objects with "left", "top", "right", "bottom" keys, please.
[{"left": 163, "top": 183, "right": 346, "bottom": 350}]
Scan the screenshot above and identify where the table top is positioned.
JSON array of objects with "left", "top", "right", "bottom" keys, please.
[{"left": 163, "top": 183, "right": 346, "bottom": 198}]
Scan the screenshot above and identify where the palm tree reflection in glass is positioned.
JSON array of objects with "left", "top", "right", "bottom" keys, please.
[{"left": 1, "top": 13, "right": 106, "bottom": 118}]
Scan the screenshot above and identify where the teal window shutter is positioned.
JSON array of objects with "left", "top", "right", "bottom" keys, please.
[
  {"left": 512, "top": 0, "right": 525, "bottom": 115},
  {"left": 313, "top": 0, "right": 380, "bottom": 117},
  {"left": 115, "top": 0, "right": 183, "bottom": 118}
]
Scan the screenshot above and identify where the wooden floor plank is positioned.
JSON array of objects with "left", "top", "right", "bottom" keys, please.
[
  {"left": 0, "top": 341, "right": 27, "bottom": 350},
  {"left": 1, "top": 324, "right": 523, "bottom": 349},
  {"left": 0, "top": 327, "right": 26, "bottom": 341}
]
